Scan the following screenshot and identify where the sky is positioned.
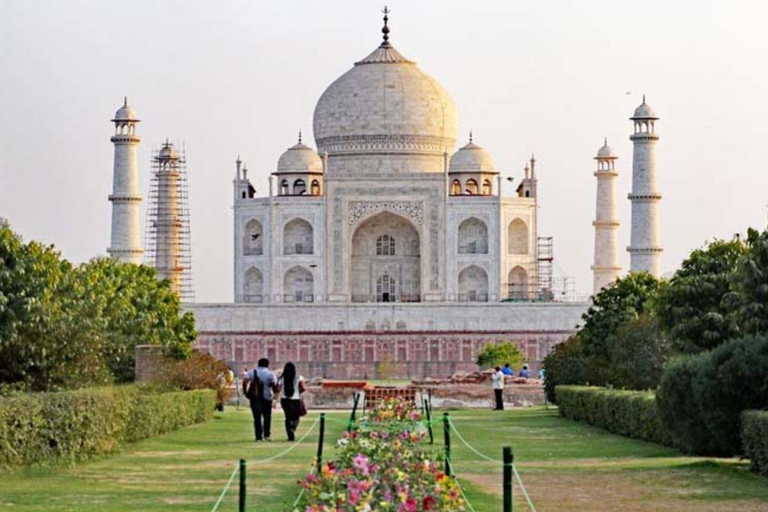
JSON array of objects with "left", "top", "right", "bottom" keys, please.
[{"left": 1, "top": 0, "right": 767, "bottom": 302}]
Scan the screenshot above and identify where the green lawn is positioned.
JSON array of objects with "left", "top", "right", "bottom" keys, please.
[{"left": 1, "top": 407, "right": 768, "bottom": 511}]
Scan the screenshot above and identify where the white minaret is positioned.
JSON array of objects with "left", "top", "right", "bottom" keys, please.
[
  {"left": 108, "top": 97, "right": 143, "bottom": 264},
  {"left": 154, "top": 141, "right": 183, "bottom": 295},
  {"left": 628, "top": 95, "right": 662, "bottom": 277},
  {"left": 592, "top": 138, "right": 621, "bottom": 294}
]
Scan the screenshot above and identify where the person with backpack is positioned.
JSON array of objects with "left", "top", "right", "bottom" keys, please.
[
  {"left": 278, "top": 362, "right": 306, "bottom": 441},
  {"left": 242, "top": 358, "right": 278, "bottom": 442}
]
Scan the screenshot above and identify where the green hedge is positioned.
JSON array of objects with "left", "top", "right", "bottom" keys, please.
[
  {"left": 556, "top": 385, "right": 674, "bottom": 447},
  {"left": 0, "top": 385, "right": 215, "bottom": 467},
  {"left": 742, "top": 411, "right": 768, "bottom": 475}
]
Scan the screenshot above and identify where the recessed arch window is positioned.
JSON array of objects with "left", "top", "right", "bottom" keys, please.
[
  {"left": 376, "top": 234, "right": 396, "bottom": 256},
  {"left": 293, "top": 179, "right": 306, "bottom": 195},
  {"left": 280, "top": 179, "right": 289, "bottom": 195},
  {"left": 482, "top": 179, "right": 492, "bottom": 195},
  {"left": 465, "top": 179, "right": 479, "bottom": 195},
  {"left": 451, "top": 180, "right": 461, "bottom": 195},
  {"left": 311, "top": 180, "right": 321, "bottom": 195},
  {"left": 283, "top": 218, "right": 313, "bottom": 255},
  {"left": 507, "top": 218, "right": 529, "bottom": 254},
  {"left": 376, "top": 273, "right": 396, "bottom": 302}
]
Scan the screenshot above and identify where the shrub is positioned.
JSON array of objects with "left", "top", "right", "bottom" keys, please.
[
  {"left": 741, "top": 410, "right": 768, "bottom": 475},
  {"left": 655, "top": 353, "right": 718, "bottom": 455},
  {"left": 605, "top": 315, "right": 669, "bottom": 390},
  {"left": 657, "top": 335, "right": 768, "bottom": 456},
  {"left": 0, "top": 385, "right": 215, "bottom": 467},
  {"left": 556, "top": 386, "right": 673, "bottom": 446},
  {"left": 542, "top": 336, "right": 585, "bottom": 403},
  {"left": 475, "top": 341, "right": 524, "bottom": 370}
]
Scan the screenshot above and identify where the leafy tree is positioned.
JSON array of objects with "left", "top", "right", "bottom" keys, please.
[
  {"left": 605, "top": 314, "right": 669, "bottom": 390},
  {"left": 656, "top": 239, "right": 745, "bottom": 353},
  {"left": 579, "top": 273, "right": 662, "bottom": 385},
  {"left": 731, "top": 228, "right": 768, "bottom": 336},
  {"left": 542, "top": 336, "right": 584, "bottom": 403},
  {"left": 475, "top": 341, "right": 524, "bottom": 370}
]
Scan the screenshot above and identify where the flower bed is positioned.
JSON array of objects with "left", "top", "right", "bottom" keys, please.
[{"left": 291, "top": 398, "right": 466, "bottom": 511}]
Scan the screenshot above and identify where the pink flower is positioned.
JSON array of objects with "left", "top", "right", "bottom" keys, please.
[{"left": 352, "top": 454, "right": 370, "bottom": 475}]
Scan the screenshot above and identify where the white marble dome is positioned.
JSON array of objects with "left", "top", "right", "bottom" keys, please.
[
  {"left": 277, "top": 141, "right": 323, "bottom": 174},
  {"left": 596, "top": 139, "right": 616, "bottom": 159},
  {"left": 312, "top": 43, "right": 459, "bottom": 156},
  {"left": 632, "top": 97, "right": 658, "bottom": 120},
  {"left": 449, "top": 139, "right": 496, "bottom": 173},
  {"left": 112, "top": 97, "right": 139, "bottom": 122},
  {"left": 158, "top": 142, "right": 179, "bottom": 160}
]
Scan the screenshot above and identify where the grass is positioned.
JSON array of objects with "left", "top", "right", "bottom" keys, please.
[{"left": 1, "top": 407, "right": 768, "bottom": 511}]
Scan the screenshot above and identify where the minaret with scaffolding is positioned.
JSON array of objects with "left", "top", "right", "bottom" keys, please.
[{"left": 144, "top": 140, "right": 194, "bottom": 301}]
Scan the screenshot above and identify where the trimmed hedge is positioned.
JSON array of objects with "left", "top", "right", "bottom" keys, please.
[
  {"left": 556, "top": 385, "right": 674, "bottom": 446},
  {"left": 0, "top": 385, "right": 215, "bottom": 467},
  {"left": 742, "top": 411, "right": 768, "bottom": 475}
]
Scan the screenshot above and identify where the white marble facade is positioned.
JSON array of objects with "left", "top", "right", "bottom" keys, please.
[{"left": 232, "top": 33, "right": 540, "bottom": 306}]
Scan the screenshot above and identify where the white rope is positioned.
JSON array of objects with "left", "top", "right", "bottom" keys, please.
[
  {"left": 448, "top": 419, "right": 500, "bottom": 463},
  {"left": 250, "top": 416, "right": 320, "bottom": 465},
  {"left": 513, "top": 464, "right": 538, "bottom": 512},
  {"left": 209, "top": 464, "right": 239, "bottom": 512},
  {"left": 445, "top": 458, "right": 479, "bottom": 512},
  {"left": 291, "top": 486, "right": 306, "bottom": 508}
]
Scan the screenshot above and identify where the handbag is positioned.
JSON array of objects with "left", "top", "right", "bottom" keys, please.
[{"left": 298, "top": 399, "right": 308, "bottom": 417}]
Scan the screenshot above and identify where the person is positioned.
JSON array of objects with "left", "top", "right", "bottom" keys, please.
[
  {"left": 491, "top": 366, "right": 504, "bottom": 410},
  {"left": 242, "top": 358, "right": 278, "bottom": 442},
  {"left": 278, "top": 362, "right": 306, "bottom": 441},
  {"left": 501, "top": 363, "right": 514, "bottom": 376},
  {"left": 538, "top": 368, "right": 545, "bottom": 380},
  {"left": 519, "top": 364, "right": 532, "bottom": 379}
]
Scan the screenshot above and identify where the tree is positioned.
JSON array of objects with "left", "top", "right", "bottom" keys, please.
[
  {"left": 605, "top": 315, "right": 669, "bottom": 390},
  {"left": 578, "top": 273, "right": 662, "bottom": 386},
  {"left": 731, "top": 228, "right": 768, "bottom": 336},
  {"left": 542, "top": 336, "right": 584, "bottom": 403},
  {"left": 656, "top": 239, "right": 745, "bottom": 353},
  {"left": 475, "top": 341, "right": 524, "bottom": 370}
]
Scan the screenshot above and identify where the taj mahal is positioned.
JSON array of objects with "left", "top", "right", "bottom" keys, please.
[{"left": 109, "top": 11, "right": 662, "bottom": 378}]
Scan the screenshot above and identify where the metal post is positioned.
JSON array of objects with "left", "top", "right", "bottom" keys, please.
[
  {"left": 503, "top": 446, "right": 513, "bottom": 512},
  {"left": 316, "top": 413, "right": 326, "bottom": 473},
  {"left": 238, "top": 458, "right": 246, "bottom": 512},
  {"left": 349, "top": 392, "right": 360, "bottom": 430},
  {"left": 425, "top": 398, "right": 434, "bottom": 445},
  {"left": 443, "top": 412, "right": 451, "bottom": 476}
]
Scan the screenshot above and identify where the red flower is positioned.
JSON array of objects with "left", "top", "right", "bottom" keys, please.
[{"left": 422, "top": 496, "right": 436, "bottom": 510}]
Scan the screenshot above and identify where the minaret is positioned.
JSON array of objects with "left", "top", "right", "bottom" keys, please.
[
  {"left": 628, "top": 95, "right": 662, "bottom": 277},
  {"left": 154, "top": 141, "right": 183, "bottom": 295},
  {"left": 592, "top": 138, "right": 621, "bottom": 294},
  {"left": 108, "top": 97, "right": 143, "bottom": 264}
]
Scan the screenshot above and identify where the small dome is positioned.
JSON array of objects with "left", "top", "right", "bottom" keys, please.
[
  {"left": 631, "top": 95, "right": 658, "bottom": 120},
  {"left": 277, "top": 140, "right": 323, "bottom": 174},
  {"left": 158, "top": 142, "right": 179, "bottom": 160},
  {"left": 595, "top": 138, "right": 616, "bottom": 159},
  {"left": 449, "top": 137, "right": 495, "bottom": 173},
  {"left": 112, "top": 97, "right": 139, "bottom": 122}
]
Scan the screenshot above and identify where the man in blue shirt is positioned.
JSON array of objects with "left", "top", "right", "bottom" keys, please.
[
  {"left": 519, "top": 364, "right": 532, "bottom": 379},
  {"left": 501, "top": 363, "right": 514, "bottom": 376},
  {"left": 242, "top": 358, "right": 278, "bottom": 442}
]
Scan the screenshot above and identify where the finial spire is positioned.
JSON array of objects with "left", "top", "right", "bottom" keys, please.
[
  {"left": 124, "top": 96, "right": 128, "bottom": 107},
  {"left": 642, "top": 94, "right": 646, "bottom": 105},
  {"left": 604, "top": 136, "right": 608, "bottom": 146},
  {"left": 298, "top": 130, "right": 302, "bottom": 144},
  {"left": 469, "top": 130, "right": 473, "bottom": 143},
  {"left": 381, "top": 6, "right": 391, "bottom": 47}
]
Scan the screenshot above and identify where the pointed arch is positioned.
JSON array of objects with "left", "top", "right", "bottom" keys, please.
[
  {"left": 283, "top": 218, "right": 313, "bottom": 255},
  {"left": 508, "top": 266, "right": 529, "bottom": 300},
  {"left": 293, "top": 179, "right": 306, "bottom": 195},
  {"left": 284, "top": 265, "right": 314, "bottom": 302},
  {"left": 311, "top": 179, "right": 321, "bottom": 195},
  {"left": 507, "top": 218, "right": 529, "bottom": 254},
  {"left": 482, "top": 179, "right": 492, "bottom": 195},
  {"left": 458, "top": 217, "right": 488, "bottom": 254},
  {"left": 451, "top": 179, "right": 462, "bottom": 195},
  {"left": 243, "top": 219, "right": 263, "bottom": 256},
  {"left": 458, "top": 265, "right": 488, "bottom": 302},
  {"left": 465, "top": 179, "right": 479, "bottom": 195},
  {"left": 244, "top": 267, "right": 263, "bottom": 302}
]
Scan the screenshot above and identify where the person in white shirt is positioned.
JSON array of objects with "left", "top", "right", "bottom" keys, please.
[
  {"left": 277, "top": 362, "right": 306, "bottom": 441},
  {"left": 491, "top": 366, "right": 505, "bottom": 410}
]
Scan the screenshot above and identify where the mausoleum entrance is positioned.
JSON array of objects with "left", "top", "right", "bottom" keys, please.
[{"left": 350, "top": 211, "right": 421, "bottom": 302}]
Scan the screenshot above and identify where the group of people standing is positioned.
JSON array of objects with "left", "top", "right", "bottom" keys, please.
[
  {"left": 491, "top": 363, "right": 538, "bottom": 411},
  {"left": 241, "top": 358, "right": 306, "bottom": 442}
]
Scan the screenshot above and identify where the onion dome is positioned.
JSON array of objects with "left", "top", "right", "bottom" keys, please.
[
  {"left": 449, "top": 134, "right": 496, "bottom": 173},
  {"left": 112, "top": 96, "right": 139, "bottom": 122},
  {"left": 277, "top": 133, "right": 323, "bottom": 174},
  {"left": 158, "top": 141, "right": 179, "bottom": 160},
  {"left": 595, "top": 137, "right": 617, "bottom": 159},
  {"left": 312, "top": 9, "right": 458, "bottom": 157},
  {"left": 631, "top": 95, "right": 658, "bottom": 120}
]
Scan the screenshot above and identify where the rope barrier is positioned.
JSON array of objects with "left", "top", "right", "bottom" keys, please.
[
  {"left": 250, "top": 416, "right": 320, "bottom": 465},
  {"left": 291, "top": 487, "right": 306, "bottom": 509},
  {"left": 445, "top": 457, "right": 479, "bottom": 512},
  {"left": 209, "top": 463, "right": 239, "bottom": 512},
  {"left": 513, "top": 464, "right": 538, "bottom": 512}
]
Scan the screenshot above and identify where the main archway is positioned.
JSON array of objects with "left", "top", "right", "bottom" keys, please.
[{"left": 350, "top": 211, "right": 420, "bottom": 302}]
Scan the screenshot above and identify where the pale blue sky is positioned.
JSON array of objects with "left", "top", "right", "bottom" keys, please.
[{"left": 1, "top": 0, "right": 766, "bottom": 301}]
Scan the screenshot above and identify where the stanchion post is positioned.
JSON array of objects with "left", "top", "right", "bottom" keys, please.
[
  {"left": 425, "top": 398, "right": 434, "bottom": 445},
  {"left": 348, "top": 393, "right": 360, "bottom": 430},
  {"left": 443, "top": 412, "right": 451, "bottom": 476},
  {"left": 503, "top": 446, "right": 513, "bottom": 512},
  {"left": 316, "top": 413, "right": 326, "bottom": 473},
  {"left": 238, "top": 458, "right": 246, "bottom": 512}
]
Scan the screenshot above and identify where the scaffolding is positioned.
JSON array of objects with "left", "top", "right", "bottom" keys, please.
[
  {"left": 536, "top": 236, "right": 554, "bottom": 301},
  {"left": 144, "top": 141, "right": 194, "bottom": 302}
]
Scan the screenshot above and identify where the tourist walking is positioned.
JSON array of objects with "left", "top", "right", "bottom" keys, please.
[
  {"left": 242, "top": 358, "right": 278, "bottom": 442},
  {"left": 492, "top": 366, "right": 505, "bottom": 410},
  {"left": 278, "top": 362, "right": 306, "bottom": 441}
]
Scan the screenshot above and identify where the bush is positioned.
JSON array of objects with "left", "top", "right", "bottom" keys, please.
[
  {"left": 556, "top": 386, "right": 674, "bottom": 446},
  {"left": 542, "top": 336, "right": 585, "bottom": 403},
  {"left": 657, "top": 335, "right": 768, "bottom": 456},
  {"left": 655, "top": 353, "right": 717, "bottom": 455},
  {"left": 741, "top": 410, "right": 768, "bottom": 475},
  {"left": 0, "top": 385, "right": 215, "bottom": 467},
  {"left": 475, "top": 341, "right": 524, "bottom": 370}
]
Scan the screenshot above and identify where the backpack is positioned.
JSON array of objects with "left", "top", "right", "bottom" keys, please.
[{"left": 246, "top": 370, "right": 265, "bottom": 400}]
